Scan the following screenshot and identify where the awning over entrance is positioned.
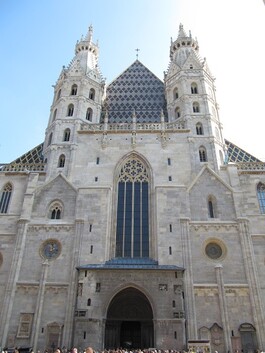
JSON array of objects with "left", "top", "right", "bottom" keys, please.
[{"left": 77, "top": 257, "right": 184, "bottom": 271}]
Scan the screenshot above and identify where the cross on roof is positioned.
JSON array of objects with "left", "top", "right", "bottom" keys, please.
[{"left": 135, "top": 48, "right": 140, "bottom": 60}]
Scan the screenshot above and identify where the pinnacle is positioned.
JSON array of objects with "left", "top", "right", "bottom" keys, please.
[{"left": 177, "top": 23, "right": 188, "bottom": 38}]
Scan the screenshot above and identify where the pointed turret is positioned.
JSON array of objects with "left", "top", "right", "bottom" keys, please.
[
  {"left": 74, "top": 24, "right": 101, "bottom": 75},
  {"left": 169, "top": 23, "right": 199, "bottom": 67}
]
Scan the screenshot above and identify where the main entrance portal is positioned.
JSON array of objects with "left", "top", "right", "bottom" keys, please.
[{"left": 105, "top": 287, "right": 154, "bottom": 349}]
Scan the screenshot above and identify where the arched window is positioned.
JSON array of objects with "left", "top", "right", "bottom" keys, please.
[
  {"left": 193, "top": 102, "right": 200, "bottom": 113},
  {"left": 199, "top": 146, "right": 207, "bottom": 162},
  {"left": 67, "top": 104, "right": 74, "bottom": 117},
  {"left": 116, "top": 155, "right": 150, "bottom": 258},
  {"left": 48, "top": 133, "right": 53, "bottom": 146},
  {"left": 57, "top": 89, "right": 61, "bottom": 101},
  {"left": 71, "top": 84, "right": 77, "bottom": 95},
  {"left": 58, "top": 154, "right": 65, "bottom": 168},
  {"left": 86, "top": 108, "right": 93, "bottom": 121},
  {"left": 89, "top": 88, "right": 95, "bottom": 100},
  {"left": 173, "top": 87, "right": 179, "bottom": 100},
  {"left": 87, "top": 298, "right": 91, "bottom": 306},
  {"left": 63, "top": 128, "right": 71, "bottom": 142},
  {"left": 0, "top": 183, "right": 12, "bottom": 213},
  {"left": 196, "top": 122, "right": 203, "bottom": 135},
  {"left": 207, "top": 195, "right": 217, "bottom": 218},
  {"left": 52, "top": 109, "right": 57, "bottom": 122},
  {"left": 191, "top": 82, "right": 198, "bottom": 94},
  {"left": 49, "top": 202, "right": 63, "bottom": 219},
  {"left": 257, "top": 182, "right": 265, "bottom": 214},
  {"left": 175, "top": 107, "right": 181, "bottom": 119}
]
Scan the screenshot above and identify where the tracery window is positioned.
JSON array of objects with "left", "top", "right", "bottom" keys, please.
[
  {"left": 191, "top": 82, "right": 198, "bottom": 94},
  {"left": 196, "top": 122, "right": 203, "bottom": 135},
  {"left": 67, "top": 104, "right": 74, "bottom": 117},
  {"left": 257, "top": 182, "right": 265, "bottom": 214},
  {"left": 199, "top": 146, "right": 207, "bottom": 162},
  {"left": 63, "top": 128, "right": 71, "bottom": 142},
  {"left": 58, "top": 154, "right": 65, "bottom": 168},
  {"left": 0, "top": 182, "right": 12, "bottom": 213},
  {"left": 89, "top": 88, "right": 95, "bottom": 100},
  {"left": 116, "top": 156, "right": 150, "bottom": 258},
  {"left": 86, "top": 107, "right": 93, "bottom": 121},
  {"left": 193, "top": 102, "right": 200, "bottom": 113},
  {"left": 49, "top": 202, "right": 63, "bottom": 219},
  {"left": 71, "top": 84, "right": 78, "bottom": 95}
]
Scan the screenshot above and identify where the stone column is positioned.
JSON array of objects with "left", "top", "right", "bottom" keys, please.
[
  {"left": 0, "top": 219, "right": 29, "bottom": 347},
  {"left": 31, "top": 260, "right": 50, "bottom": 351},
  {"left": 214, "top": 264, "right": 232, "bottom": 353},
  {"left": 237, "top": 218, "right": 265, "bottom": 349},
  {"left": 180, "top": 218, "right": 197, "bottom": 340},
  {"left": 62, "top": 219, "right": 84, "bottom": 348}
]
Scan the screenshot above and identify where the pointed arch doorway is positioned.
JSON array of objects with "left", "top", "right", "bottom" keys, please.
[{"left": 105, "top": 287, "right": 154, "bottom": 349}]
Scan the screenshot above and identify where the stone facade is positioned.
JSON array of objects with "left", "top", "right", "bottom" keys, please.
[{"left": 0, "top": 25, "right": 265, "bottom": 353}]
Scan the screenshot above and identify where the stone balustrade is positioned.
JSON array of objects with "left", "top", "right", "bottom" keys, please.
[
  {"left": 80, "top": 121, "right": 186, "bottom": 132},
  {"left": 236, "top": 162, "right": 265, "bottom": 173},
  {"left": 0, "top": 163, "right": 46, "bottom": 172}
]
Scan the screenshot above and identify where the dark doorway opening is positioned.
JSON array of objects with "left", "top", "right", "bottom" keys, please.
[
  {"left": 120, "top": 321, "right": 141, "bottom": 349},
  {"left": 105, "top": 287, "right": 154, "bottom": 349}
]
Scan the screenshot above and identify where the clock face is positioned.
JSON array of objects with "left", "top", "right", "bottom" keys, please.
[{"left": 40, "top": 239, "right": 61, "bottom": 260}]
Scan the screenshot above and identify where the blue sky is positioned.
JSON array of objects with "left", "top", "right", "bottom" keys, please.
[{"left": 1, "top": 0, "right": 265, "bottom": 162}]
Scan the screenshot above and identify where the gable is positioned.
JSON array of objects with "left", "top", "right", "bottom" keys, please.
[
  {"left": 182, "top": 50, "right": 202, "bottom": 70},
  {"left": 188, "top": 166, "right": 236, "bottom": 221},
  {"left": 32, "top": 174, "right": 77, "bottom": 219},
  {"left": 103, "top": 60, "right": 167, "bottom": 123}
]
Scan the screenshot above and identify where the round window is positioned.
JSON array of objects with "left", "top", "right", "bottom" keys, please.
[
  {"left": 40, "top": 239, "right": 61, "bottom": 260},
  {"left": 205, "top": 242, "right": 223, "bottom": 260}
]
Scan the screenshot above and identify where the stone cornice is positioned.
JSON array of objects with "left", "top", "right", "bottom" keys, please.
[{"left": 190, "top": 221, "right": 238, "bottom": 231}]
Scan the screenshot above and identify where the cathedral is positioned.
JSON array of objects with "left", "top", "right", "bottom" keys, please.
[{"left": 0, "top": 24, "right": 265, "bottom": 353}]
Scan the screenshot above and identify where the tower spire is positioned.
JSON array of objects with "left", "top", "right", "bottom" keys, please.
[
  {"left": 85, "top": 24, "right": 93, "bottom": 42},
  {"left": 169, "top": 23, "right": 199, "bottom": 64}
]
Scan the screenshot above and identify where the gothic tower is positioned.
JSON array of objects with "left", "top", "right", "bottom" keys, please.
[
  {"left": 165, "top": 24, "right": 226, "bottom": 172},
  {"left": 43, "top": 25, "right": 105, "bottom": 178}
]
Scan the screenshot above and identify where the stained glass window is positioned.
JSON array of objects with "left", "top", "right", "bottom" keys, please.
[
  {"left": 257, "top": 182, "right": 265, "bottom": 214},
  {"left": 116, "top": 156, "right": 149, "bottom": 258}
]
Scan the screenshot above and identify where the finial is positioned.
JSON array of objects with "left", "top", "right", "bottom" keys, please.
[
  {"left": 178, "top": 23, "right": 188, "bottom": 38},
  {"left": 135, "top": 48, "right": 140, "bottom": 60},
  {"left": 85, "top": 24, "right": 93, "bottom": 42}
]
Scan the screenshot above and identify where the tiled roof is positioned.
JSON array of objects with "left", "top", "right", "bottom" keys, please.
[
  {"left": 225, "top": 140, "right": 261, "bottom": 163},
  {"left": 103, "top": 60, "right": 168, "bottom": 123},
  {"left": 11, "top": 143, "right": 44, "bottom": 164}
]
